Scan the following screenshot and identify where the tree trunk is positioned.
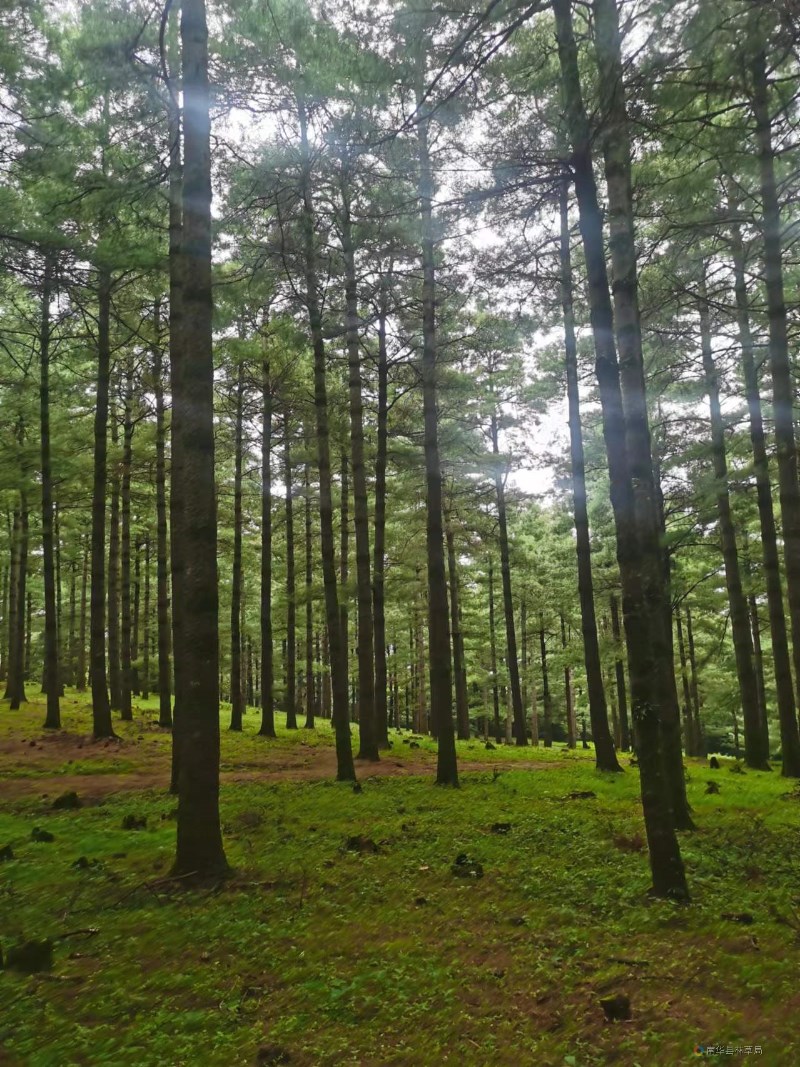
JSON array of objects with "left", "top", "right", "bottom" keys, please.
[
  {"left": 686, "top": 608, "right": 704, "bottom": 755},
  {"left": 749, "top": 593, "right": 769, "bottom": 745},
  {"left": 539, "top": 625, "right": 552, "bottom": 748},
  {"left": 39, "top": 256, "right": 60, "bottom": 728},
  {"left": 77, "top": 540, "right": 88, "bottom": 692},
  {"left": 555, "top": 0, "right": 688, "bottom": 897},
  {"left": 339, "top": 450, "right": 349, "bottom": 682},
  {"left": 446, "top": 524, "right": 470, "bottom": 740},
  {"left": 561, "top": 614, "right": 576, "bottom": 749},
  {"left": 90, "top": 270, "right": 114, "bottom": 738},
  {"left": 8, "top": 500, "right": 28, "bottom": 710},
  {"left": 284, "top": 421, "right": 298, "bottom": 730},
  {"left": 610, "top": 594, "right": 630, "bottom": 752},
  {"left": 132, "top": 538, "right": 141, "bottom": 696},
  {"left": 108, "top": 399, "right": 121, "bottom": 713},
  {"left": 259, "top": 355, "right": 276, "bottom": 737},
  {"left": 153, "top": 298, "right": 172, "bottom": 727},
  {"left": 730, "top": 212, "right": 799, "bottom": 774},
  {"left": 142, "top": 538, "right": 151, "bottom": 700},
  {"left": 4, "top": 510, "right": 20, "bottom": 701},
  {"left": 67, "top": 559, "right": 77, "bottom": 690},
  {"left": 699, "top": 279, "right": 769, "bottom": 769},
  {"left": 303, "top": 430, "right": 315, "bottom": 730},
  {"left": 171, "top": 0, "right": 227, "bottom": 877},
  {"left": 488, "top": 557, "right": 501, "bottom": 743},
  {"left": 120, "top": 359, "right": 134, "bottom": 722},
  {"left": 372, "top": 283, "right": 390, "bottom": 747},
  {"left": 229, "top": 362, "right": 245, "bottom": 732},
  {"left": 297, "top": 98, "right": 355, "bottom": 780},
  {"left": 560, "top": 181, "right": 620, "bottom": 770},
  {"left": 675, "top": 608, "right": 695, "bottom": 757}
]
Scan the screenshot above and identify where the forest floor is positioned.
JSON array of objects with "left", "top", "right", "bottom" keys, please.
[{"left": 1, "top": 692, "right": 799, "bottom": 1067}]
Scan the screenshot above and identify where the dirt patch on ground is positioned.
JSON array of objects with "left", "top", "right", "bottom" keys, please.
[{"left": 1, "top": 726, "right": 562, "bottom": 802}]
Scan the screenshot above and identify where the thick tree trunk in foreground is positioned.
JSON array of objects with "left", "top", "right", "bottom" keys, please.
[
  {"left": 698, "top": 282, "right": 769, "bottom": 770},
  {"left": 555, "top": 0, "right": 688, "bottom": 897},
  {"left": 259, "top": 356, "right": 276, "bottom": 737},
  {"left": 416, "top": 95, "right": 458, "bottom": 785},
  {"left": 171, "top": 0, "right": 227, "bottom": 878},
  {"left": 229, "top": 362, "right": 245, "bottom": 732},
  {"left": 560, "top": 183, "right": 620, "bottom": 770},
  {"left": 39, "top": 257, "right": 60, "bottom": 728}
]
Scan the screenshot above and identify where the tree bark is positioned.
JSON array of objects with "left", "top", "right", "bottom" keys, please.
[
  {"left": 561, "top": 614, "right": 576, "bottom": 749},
  {"left": 675, "top": 608, "right": 695, "bottom": 757},
  {"left": 171, "top": 0, "right": 227, "bottom": 877},
  {"left": 142, "top": 538, "right": 151, "bottom": 700},
  {"left": 488, "top": 557, "right": 501, "bottom": 743},
  {"left": 77, "top": 540, "right": 88, "bottom": 692},
  {"left": 372, "top": 282, "right": 390, "bottom": 747},
  {"left": 229, "top": 361, "right": 245, "bottom": 732},
  {"left": 120, "top": 359, "right": 134, "bottom": 722},
  {"left": 259, "top": 355, "right": 276, "bottom": 737},
  {"left": 153, "top": 298, "right": 172, "bottom": 727},
  {"left": 555, "top": 0, "right": 689, "bottom": 896},
  {"left": 283, "top": 421, "right": 298, "bottom": 730},
  {"left": 539, "top": 625, "right": 552, "bottom": 748},
  {"left": 303, "top": 429, "right": 315, "bottom": 730},
  {"left": 609, "top": 594, "right": 630, "bottom": 752},
  {"left": 446, "top": 524, "right": 470, "bottom": 740},
  {"left": 686, "top": 607, "right": 704, "bottom": 755},
  {"left": 39, "top": 256, "right": 60, "bottom": 728},
  {"left": 560, "top": 181, "right": 620, "bottom": 769}
]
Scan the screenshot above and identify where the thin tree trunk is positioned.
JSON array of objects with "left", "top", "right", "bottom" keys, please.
[
  {"left": 730, "top": 212, "right": 799, "bottom": 774},
  {"left": 120, "top": 359, "right": 134, "bottom": 722},
  {"left": 77, "top": 541, "right": 88, "bottom": 692},
  {"left": 610, "top": 594, "right": 630, "bottom": 752},
  {"left": 284, "top": 421, "right": 298, "bottom": 730},
  {"left": 698, "top": 279, "right": 769, "bottom": 769},
  {"left": 561, "top": 614, "right": 576, "bottom": 748},
  {"left": 229, "top": 362, "right": 245, "bottom": 732},
  {"left": 539, "top": 625, "right": 552, "bottom": 748},
  {"left": 4, "top": 510, "right": 20, "bottom": 700},
  {"left": 488, "top": 557, "right": 501, "bottom": 742},
  {"left": 132, "top": 538, "right": 141, "bottom": 696},
  {"left": 259, "top": 355, "right": 276, "bottom": 737},
  {"left": 303, "top": 430, "right": 315, "bottom": 730},
  {"left": 686, "top": 607, "right": 703, "bottom": 755},
  {"left": 554, "top": 0, "right": 688, "bottom": 896},
  {"left": 153, "top": 298, "right": 172, "bottom": 727},
  {"left": 446, "top": 524, "right": 470, "bottom": 740},
  {"left": 749, "top": 593, "right": 769, "bottom": 745},
  {"left": 560, "top": 181, "right": 620, "bottom": 769},
  {"left": 297, "top": 98, "right": 355, "bottom": 780},
  {"left": 90, "top": 270, "right": 114, "bottom": 738},
  {"left": 67, "top": 559, "right": 77, "bottom": 690},
  {"left": 142, "top": 538, "right": 151, "bottom": 700},
  {"left": 108, "top": 398, "right": 121, "bottom": 712},
  {"left": 39, "top": 256, "right": 60, "bottom": 727},
  {"left": 372, "top": 283, "right": 390, "bottom": 746},
  {"left": 171, "top": 0, "right": 227, "bottom": 877},
  {"left": 9, "top": 501, "right": 28, "bottom": 709},
  {"left": 676, "top": 608, "right": 695, "bottom": 758}
]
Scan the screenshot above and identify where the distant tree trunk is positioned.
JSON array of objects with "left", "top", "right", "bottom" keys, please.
[
  {"left": 530, "top": 670, "right": 539, "bottom": 747},
  {"left": 539, "top": 624, "right": 552, "bottom": 748},
  {"left": 153, "top": 298, "right": 172, "bottom": 727},
  {"left": 229, "top": 362, "right": 245, "bottom": 732},
  {"left": 555, "top": 0, "right": 689, "bottom": 897},
  {"left": 54, "top": 505, "right": 63, "bottom": 694},
  {"left": 698, "top": 280, "right": 769, "bottom": 770},
  {"left": 446, "top": 524, "right": 470, "bottom": 740},
  {"left": 416, "top": 91, "right": 458, "bottom": 786},
  {"left": 560, "top": 181, "right": 620, "bottom": 769},
  {"left": 142, "top": 538, "right": 151, "bottom": 700},
  {"left": 561, "top": 615, "right": 576, "bottom": 749},
  {"left": 39, "top": 256, "right": 60, "bottom": 728},
  {"left": 132, "top": 538, "right": 141, "bottom": 696},
  {"left": 0, "top": 558, "right": 8, "bottom": 683},
  {"left": 4, "top": 510, "right": 20, "bottom": 701},
  {"left": 77, "top": 541, "right": 88, "bottom": 692},
  {"left": 25, "top": 591, "right": 32, "bottom": 685},
  {"left": 749, "top": 593, "right": 769, "bottom": 744},
  {"left": 372, "top": 281, "right": 390, "bottom": 747},
  {"left": 751, "top": 51, "right": 800, "bottom": 752},
  {"left": 609, "top": 595, "right": 630, "bottom": 752},
  {"left": 120, "top": 360, "right": 134, "bottom": 722},
  {"left": 297, "top": 98, "right": 355, "bottom": 781},
  {"left": 284, "top": 422, "right": 298, "bottom": 730},
  {"left": 488, "top": 557, "right": 501, "bottom": 742},
  {"left": 9, "top": 503, "right": 28, "bottom": 710},
  {"left": 303, "top": 431, "right": 315, "bottom": 730},
  {"left": 108, "top": 400, "right": 121, "bottom": 713},
  {"left": 67, "top": 560, "right": 77, "bottom": 690},
  {"left": 686, "top": 607, "right": 703, "bottom": 754},
  {"left": 90, "top": 270, "right": 114, "bottom": 738},
  {"left": 322, "top": 629, "right": 332, "bottom": 720},
  {"left": 171, "top": 0, "right": 227, "bottom": 877},
  {"left": 730, "top": 213, "right": 799, "bottom": 775},
  {"left": 259, "top": 355, "right": 275, "bottom": 738},
  {"left": 339, "top": 451, "right": 349, "bottom": 677},
  {"left": 675, "top": 608, "right": 695, "bottom": 757},
  {"left": 414, "top": 583, "right": 427, "bottom": 734}
]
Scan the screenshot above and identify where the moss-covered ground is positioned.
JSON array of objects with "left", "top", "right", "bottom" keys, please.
[{"left": 1, "top": 691, "right": 799, "bottom": 1066}]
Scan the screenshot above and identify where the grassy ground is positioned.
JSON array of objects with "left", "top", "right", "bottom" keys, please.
[{"left": 1, "top": 691, "right": 799, "bottom": 1066}]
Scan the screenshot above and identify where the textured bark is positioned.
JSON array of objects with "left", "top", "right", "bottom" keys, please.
[
  {"left": 675, "top": 609, "right": 695, "bottom": 757},
  {"left": 341, "top": 205, "right": 377, "bottom": 760},
  {"left": 171, "top": 0, "right": 227, "bottom": 877},
  {"left": 77, "top": 542, "right": 88, "bottom": 692},
  {"left": 339, "top": 451, "right": 349, "bottom": 690},
  {"left": 229, "top": 362, "right": 245, "bottom": 732},
  {"left": 539, "top": 625, "right": 552, "bottom": 748},
  {"left": 555, "top": 0, "right": 688, "bottom": 897},
  {"left": 372, "top": 285, "right": 390, "bottom": 746},
  {"left": 153, "top": 299, "right": 172, "bottom": 727},
  {"left": 416, "top": 94, "right": 458, "bottom": 785},
  {"left": 560, "top": 184, "right": 620, "bottom": 769},
  {"left": 132, "top": 538, "right": 141, "bottom": 696},
  {"left": 749, "top": 594, "right": 769, "bottom": 743},
  {"left": 142, "top": 538, "right": 151, "bottom": 700},
  {"left": 67, "top": 560, "right": 77, "bottom": 689},
  {"left": 751, "top": 51, "right": 800, "bottom": 743},
  {"left": 699, "top": 282, "right": 769, "bottom": 769},
  {"left": 8, "top": 501, "right": 28, "bottom": 709},
  {"left": 488, "top": 557, "right": 501, "bottom": 742},
  {"left": 446, "top": 524, "right": 470, "bottom": 740},
  {"left": 90, "top": 271, "right": 114, "bottom": 738},
  {"left": 108, "top": 400, "right": 121, "bottom": 712},
  {"left": 297, "top": 98, "right": 355, "bottom": 780},
  {"left": 39, "top": 257, "right": 60, "bottom": 728},
  {"left": 259, "top": 356, "right": 276, "bottom": 737},
  {"left": 283, "top": 424, "right": 298, "bottom": 730},
  {"left": 120, "top": 360, "right": 134, "bottom": 722},
  {"left": 730, "top": 215, "right": 799, "bottom": 774},
  {"left": 4, "top": 511, "right": 20, "bottom": 700},
  {"left": 303, "top": 431, "right": 315, "bottom": 730}
]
